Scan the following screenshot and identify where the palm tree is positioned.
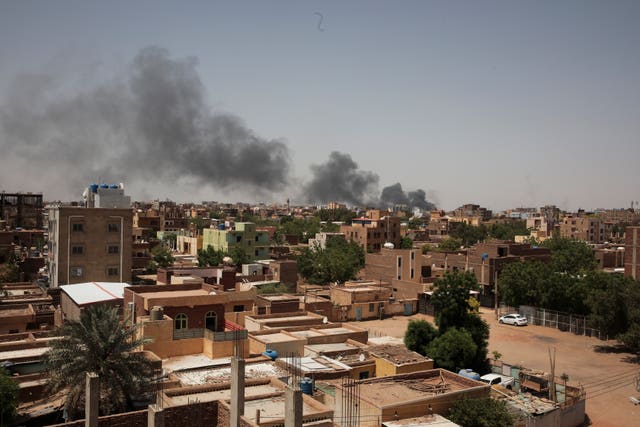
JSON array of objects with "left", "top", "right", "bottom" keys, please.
[{"left": 45, "top": 305, "right": 156, "bottom": 420}]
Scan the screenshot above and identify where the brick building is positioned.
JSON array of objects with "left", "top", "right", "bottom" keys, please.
[
  {"left": 47, "top": 205, "right": 133, "bottom": 288},
  {"left": 0, "top": 192, "right": 43, "bottom": 229},
  {"left": 625, "top": 226, "right": 640, "bottom": 279},
  {"left": 340, "top": 210, "right": 401, "bottom": 252},
  {"left": 559, "top": 215, "right": 608, "bottom": 243}
]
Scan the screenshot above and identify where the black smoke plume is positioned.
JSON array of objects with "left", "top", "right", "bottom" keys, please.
[
  {"left": 304, "top": 151, "right": 379, "bottom": 206},
  {"left": 0, "top": 46, "right": 289, "bottom": 196},
  {"left": 380, "top": 183, "right": 436, "bottom": 211}
]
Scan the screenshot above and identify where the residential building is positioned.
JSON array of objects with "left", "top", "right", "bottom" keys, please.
[
  {"left": 308, "top": 232, "right": 346, "bottom": 250},
  {"left": 59, "top": 281, "right": 129, "bottom": 322},
  {"left": 559, "top": 215, "right": 606, "bottom": 243},
  {"left": 340, "top": 210, "right": 401, "bottom": 252},
  {"left": 202, "top": 222, "right": 270, "bottom": 261},
  {"left": 47, "top": 205, "right": 133, "bottom": 288},
  {"left": 0, "top": 192, "right": 43, "bottom": 229},
  {"left": 625, "top": 226, "right": 640, "bottom": 279}
]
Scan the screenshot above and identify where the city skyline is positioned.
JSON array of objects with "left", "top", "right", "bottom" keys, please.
[{"left": 1, "top": 1, "right": 639, "bottom": 211}]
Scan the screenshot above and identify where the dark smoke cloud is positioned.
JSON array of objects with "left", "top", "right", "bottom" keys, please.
[
  {"left": 0, "top": 46, "right": 289, "bottom": 197},
  {"left": 380, "top": 183, "right": 436, "bottom": 211},
  {"left": 304, "top": 151, "right": 380, "bottom": 205}
]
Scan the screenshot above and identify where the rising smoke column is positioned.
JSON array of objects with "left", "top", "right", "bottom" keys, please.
[
  {"left": 0, "top": 46, "right": 290, "bottom": 196},
  {"left": 304, "top": 151, "right": 379, "bottom": 205},
  {"left": 380, "top": 183, "right": 436, "bottom": 211}
]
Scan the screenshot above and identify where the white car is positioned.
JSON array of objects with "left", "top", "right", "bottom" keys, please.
[
  {"left": 480, "top": 373, "right": 515, "bottom": 389},
  {"left": 499, "top": 313, "right": 528, "bottom": 326}
]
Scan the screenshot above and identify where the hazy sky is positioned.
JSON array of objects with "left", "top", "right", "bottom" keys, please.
[{"left": 0, "top": 1, "right": 639, "bottom": 211}]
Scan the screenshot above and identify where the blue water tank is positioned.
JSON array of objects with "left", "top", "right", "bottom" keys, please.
[
  {"left": 481, "top": 253, "right": 489, "bottom": 261},
  {"left": 218, "top": 224, "right": 226, "bottom": 230},
  {"left": 110, "top": 184, "right": 119, "bottom": 189},
  {"left": 100, "top": 184, "right": 109, "bottom": 189},
  {"left": 300, "top": 377, "right": 313, "bottom": 395},
  {"left": 262, "top": 350, "right": 278, "bottom": 360},
  {"left": 458, "top": 369, "right": 480, "bottom": 381},
  {"left": 90, "top": 184, "right": 99, "bottom": 193}
]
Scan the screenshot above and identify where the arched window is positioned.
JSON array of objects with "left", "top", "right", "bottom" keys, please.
[
  {"left": 174, "top": 313, "right": 188, "bottom": 330},
  {"left": 205, "top": 311, "right": 217, "bottom": 332}
]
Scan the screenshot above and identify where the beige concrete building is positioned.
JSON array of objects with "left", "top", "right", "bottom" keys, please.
[
  {"left": 340, "top": 210, "right": 402, "bottom": 252},
  {"left": 47, "top": 206, "right": 133, "bottom": 288}
]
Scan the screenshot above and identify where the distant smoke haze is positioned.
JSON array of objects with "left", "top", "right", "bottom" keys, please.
[
  {"left": 0, "top": 46, "right": 437, "bottom": 208},
  {"left": 0, "top": 46, "right": 289, "bottom": 198}
]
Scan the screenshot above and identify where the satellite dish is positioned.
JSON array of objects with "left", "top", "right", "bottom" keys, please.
[{"left": 322, "top": 316, "right": 328, "bottom": 324}]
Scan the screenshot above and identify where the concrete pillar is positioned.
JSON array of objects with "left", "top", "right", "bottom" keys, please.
[
  {"left": 85, "top": 372, "right": 99, "bottom": 427},
  {"left": 148, "top": 404, "right": 164, "bottom": 427},
  {"left": 230, "top": 356, "right": 245, "bottom": 427},
  {"left": 284, "top": 386, "right": 303, "bottom": 427}
]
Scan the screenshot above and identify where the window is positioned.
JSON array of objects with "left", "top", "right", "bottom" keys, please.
[
  {"left": 397, "top": 257, "right": 402, "bottom": 267},
  {"left": 205, "top": 311, "right": 217, "bottom": 331},
  {"left": 108, "top": 223, "right": 119, "bottom": 232},
  {"left": 411, "top": 251, "right": 415, "bottom": 260},
  {"left": 410, "top": 268, "right": 414, "bottom": 279},
  {"left": 359, "top": 371, "right": 370, "bottom": 380},
  {"left": 255, "top": 235, "right": 259, "bottom": 241},
  {"left": 255, "top": 249, "right": 259, "bottom": 256},
  {"left": 71, "top": 246, "right": 84, "bottom": 255},
  {"left": 72, "top": 223, "right": 84, "bottom": 232},
  {"left": 236, "top": 235, "right": 242, "bottom": 243},
  {"left": 70, "top": 267, "right": 83, "bottom": 277},
  {"left": 107, "top": 266, "right": 119, "bottom": 276},
  {"left": 174, "top": 313, "right": 188, "bottom": 330},
  {"left": 369, "top": 303, "right": 375, "bottom": 312},
  {"left": 107, "top": 245, "right": 119, "bottom": 254},
  {"left": 233, "top": 305, "right": 244, "bottom": 312}
]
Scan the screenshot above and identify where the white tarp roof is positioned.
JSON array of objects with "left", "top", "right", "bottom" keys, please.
[{"left": 60, "top": 282, "right": 129, "bottom": 306}]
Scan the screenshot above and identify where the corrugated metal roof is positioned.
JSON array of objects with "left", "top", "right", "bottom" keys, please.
[{"left": 60, "top": 282, "right": 129, "bottom": 306}]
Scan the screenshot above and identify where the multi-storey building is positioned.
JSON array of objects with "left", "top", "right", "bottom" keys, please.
[
  {"left": 48, "top": 206, "right": 133, "bottom": 288},
  {"left": 340, "top": 210, "right": 401, "bottom": 252},
  {"left": 625, "top": 226, "right": 640, "bottom": 280},
  {"left": 48, "top": 184, "right": 132, "bottom": 288},
  {"left": 559, "top": 215, "right": 606, "bottom": 243},
  {"left": 201, "top": 222, "right": 270, "bottom": 262},
  {"left": 0, "top": 192, "right": 43, "bottom": 229}
]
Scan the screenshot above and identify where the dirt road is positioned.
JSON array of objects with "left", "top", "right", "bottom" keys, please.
[{"left": 355, "top": 308, "right": 640, "bottom": 426}]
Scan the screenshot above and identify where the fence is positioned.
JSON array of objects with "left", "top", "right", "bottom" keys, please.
[
  {"left": 204, "top": 329, "right": 248, "bottom": 342},
  {"left": 499, "top": 304, "right": 606, "bottom": 340}
]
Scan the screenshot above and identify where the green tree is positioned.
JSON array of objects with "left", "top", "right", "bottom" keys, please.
[
  {"left": 541, "top": 236, "right": 596, "bottom": 274},
  {"left": 317, "top": 207, "right": 355, "bottom": 223},
  {"left": 400, "top": 236, "right": 413, "bottom": 249},
  {"left": 297, "top": 238, "right": 364, "bottom": 284},
  {"left": 489, "top": 221, "right": 529, "bottom": 241},
  {"left": 449, "top": 223, "right": 488, "bottom": 246},
  {"left": 431, "top": 271, "right": 488, "bottom": 371},
  {"left": 161, "top": 232, "right": 177, "bottom": 248},
  {"left": 230, "top": 245, "right": 250, "bottom": 268},
  {"left": 45, "top": 305, "right": 156, "bottom": 420},
  {"left": 448, "top": 397, "right": 514, "bottom": 427},
  {"left": 618, "top": 285, "right": 640, "bottom": 352},
  {"left": 404, "top": 320, "right": 438, "bottom": 355},
  {"left": 438, "top": 238, "right": 463, "bottom": 252},
  {"left": 0, "top": 366, "right": 19, "bottom": 425},
  {"left": 431, "top": 271, "right": 480, "bottom": 333},
  {"left": 499, "top": 261, "right": 550, "bottom": 307},
  {"left": 151, "top": 244, "right": 174, "bottom": 269},
  {"left": 189, "top": 217, "right": 209, "bottom": 233},
  {"left": 427, "top": 327, "right": 477, "bottom": 371},
  {"left": 197, "top": 246, "right": 226, "bottom": 267}
]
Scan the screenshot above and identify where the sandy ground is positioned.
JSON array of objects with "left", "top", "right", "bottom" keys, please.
[{"left": 353, "top": 308, "right": 640, "bottom": 427}]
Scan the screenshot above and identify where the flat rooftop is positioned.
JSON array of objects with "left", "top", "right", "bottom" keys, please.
[
  {"left": 259, "top": 295, "right": 299, "bottom": 302},
  {"left": 138, "top": 289, "right": 209, "bottom": 299},
  {"left": 383, "top": 415, "right": 461, "bottom": 427},
  {"left": 60, "top": 282, "right": 129, "bottom": 305},
  {"left": 368, "top": 344, "right": 432, "bottom": 365},
  {"left": 174, "top": 362, "right": 286, "bottom": 386},
  {"left": 257, "top": 333, "right": 299, "bottom": 343},
  {"left": 0, "top": 346, "right": 49, "bottom": 361},
  {"left": 354, "top": 370, "right": 486, "bottom": 407},
  {"left": 166, "top": 383, "right": 281, "bottom": 406},
  {"left": 243, "top": 395, "right": 326, "bottom": 423},
  {"left": 163, "top": 354, "right": 230, "bottom": 373},
  {"left": 317, "top": 327, "right": 354, "bottom": 335},
  {"left": 305, "top": 342, "right": 360, "bottom": 354},
  {"left": 289, "top": 330, "right": 324, "bottom": 339}
]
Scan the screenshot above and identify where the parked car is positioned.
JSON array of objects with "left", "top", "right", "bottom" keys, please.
[
  {"left": 480, "top": 373, "right": 515, "bottom": 389},
  {"left": 499, "top": 313, "right": 528, "bottom": 326}
]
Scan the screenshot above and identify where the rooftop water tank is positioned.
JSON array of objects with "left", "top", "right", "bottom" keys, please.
[
  {"left": 218, "top": 224, "right": 226, "bottom": 230},
  {"left": 100, "top": 184, "right": 109, "bottom": 189},
  {"left": 150, "top": 306, "right": 164, "bottom": 321},
  {"left": 300, "top": 377, "right": 313, "bottom": 395},
  {"left": 262, "top": 350, "right": 278, "bottom": 360},
  {"left": 383, "top": 242, "right": 395, "bottom": 249},
  {"left": 90, "top": 184, "right": 99, "bottom": 193},
  {"left": 110, "top": 184, "right": 119, "bottom": 189}
]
